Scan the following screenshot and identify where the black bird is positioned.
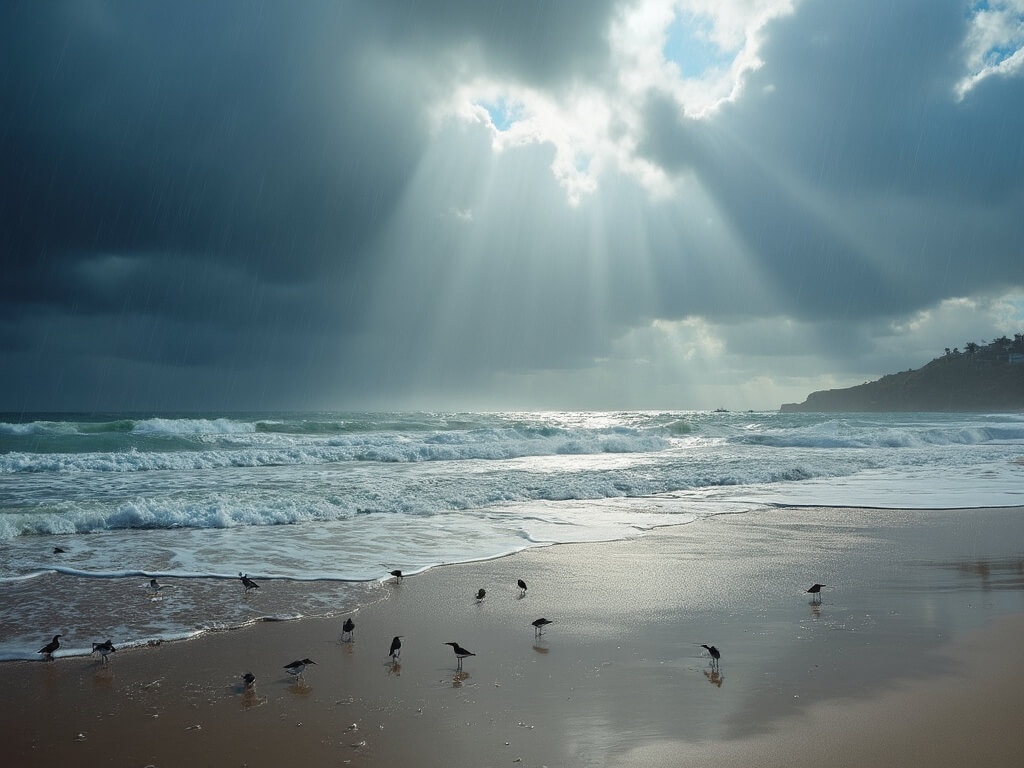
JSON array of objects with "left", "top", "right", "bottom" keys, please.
[
  {"left": 388, "top": 636, "right": 403, "bottom": 662},
  {"left": 390, "top": 569, "right": 403, "bottom": 582},
  {"left": 242, "top": 672, "right": 256, "bottom": 689},
  {"left": 444, "top": 642, "right": 476, "bottom": 670},
  {"left": 475, "top": 588, "right": 486, "bottom": 601},
  {"left": 91, "top": 640, "right": 116, "bottom": 663},
  {"left": 284, "top": 658, "right": 316, "bottom": 679},
  {"left": 806, "top": 583, "right": 825, "bottom": 602},
  {"left": 149, "top": 578, "right": 164, "bottom": 593},
  {"left": 700, "top": 644, "right": 721, "bottom": 668},
  {"left": 53, "top": 546, "right": 67, "bottom": 554},
  {"left": 517, "top": 579, "right": 527, "bottom": 595},
  {"left": 38, "top": 634, "right": 61, "bottom": 659},
  {"left": 531, "top": 618, "right": 553, "bottom": 637},
  {"left": 240, "top": 573, "right": 260, "bottom": 592},
  {"left": 342, "top": 617, "right": 355, "bottom": 641}
]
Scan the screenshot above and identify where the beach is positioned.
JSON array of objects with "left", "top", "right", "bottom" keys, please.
[{"left": 4, "top": 504, "right": 1023, "bottom": 767}]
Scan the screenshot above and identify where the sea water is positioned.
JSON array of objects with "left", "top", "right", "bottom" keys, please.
[{"left": 1, "top": 410, "right": 1021, "bottom": 659}]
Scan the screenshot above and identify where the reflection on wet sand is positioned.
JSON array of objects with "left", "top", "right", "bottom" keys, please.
[{"left": 703, "top": 667, "right": 723, "bottom": 688}]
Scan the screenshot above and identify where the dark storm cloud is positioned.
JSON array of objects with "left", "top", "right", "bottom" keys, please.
[{"left": 1, "top": 0, "right": 434, "bottom": 319}]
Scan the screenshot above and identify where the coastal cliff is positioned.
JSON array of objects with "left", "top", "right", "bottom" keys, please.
[{"left": 781, "top": 335, "right": 1024, "bottom": 412}]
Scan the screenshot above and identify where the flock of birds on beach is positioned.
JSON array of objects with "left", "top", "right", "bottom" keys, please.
[
  {"left": 268, "top": 573, "right": 560, "bottom": 688},
  {"left": 35, "top": 560, "right": 827, "bottom": 689}
]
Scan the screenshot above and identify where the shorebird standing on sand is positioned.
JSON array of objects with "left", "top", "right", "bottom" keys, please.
[
  {"left": 475, "top": 588, "right": 486, "bottom": 602},
  {"left": 342, "top": 617, "right": 355, "bottom": 641},
  {"left": 239, "top": 573, "right": 260, "bottom": 593},
  {"left": 284, "top": 658, "right": 315, "bottom": 679},
  {"left": 388, "top": 636, "right": 403, "bottom": 662},
  {"left": 91, "top": 640, "right": 116, "bottom": 663},
  {"left": 390, "top": 569, "right": 404, "bottom": 582},
  {"left": 149, "top": 578, "right": 164, "bottom": 593},
  {"left": 444, "top": 642, "right": 475, "bottom": 670},
  {"left": 517, "top": 579, "right": 528, "bottom": 596},
  {"left": 806, "top": 583, "right": 825, "bottom": 603},
  {"left": 532, "top": 618, "right": 552, "bottom": 637},
  {"left": 38, "top": 634, "right": 61, "bottom": 660},
  {"left": 242, "top": 672, "right": 256, "bottom": 689},
  {"left": 700, "top": 644, "right": 721, "bottom": 668}
]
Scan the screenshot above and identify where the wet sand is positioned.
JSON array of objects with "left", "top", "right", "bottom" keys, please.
[{"left": 3, "top": 505, "right": 1023, "bottom": 767}]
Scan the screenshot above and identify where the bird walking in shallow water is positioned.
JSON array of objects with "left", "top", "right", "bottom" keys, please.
[
  {"left": 284, "top": 658, "right": 315, "bottom": 679},
  {"left": 239, "top": 573, "right": 259, "bottom": 593},
  {"left": 242, "top": 672, "right": 256, "bottom": 689},
  {"left": 444, "top": 642, "right": 476, "bottom": 670},
  {"left": 38, "top": 634, "right": 61, "bottom": 659},
  {"left": 532, "top": 618, "right": 552, "bottom": 637},
  {"left": 806, "top": 583, "right": 825, "bottom": 603},
  {"left": 342, "top": 617, "right": 355, "bottom": 641},
  {"left": 389, "top": 636, "right": 403, "bottom": 662},
  {"left": 91, "top": 640, "right": 116, "bottom": 663},
  {"left": 390, "top": 569, "right": 404, "bottom": 582},
  {"left": 149, "top": 578, "right": 164, "bottom": 593},
  {"left": 475, "top": 588, "right": 486, "bottom": 602},
  {"left": 700, "top": 644, "right": 721, "bottom": 668},
  {"left": 517, "top": 579, "right": 527, "bottom": 596}
]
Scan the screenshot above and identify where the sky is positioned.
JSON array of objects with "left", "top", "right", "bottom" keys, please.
[{"left": 1, "top": 0, "right": 1023, "bottom": 412}]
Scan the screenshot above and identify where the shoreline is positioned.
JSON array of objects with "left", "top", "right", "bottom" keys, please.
[
  {"left": 6, "top": 497, "right": 1022, "bottom": 663},
  {"left": 3, "top": 504, "right": 1023, "bottom": 766}
]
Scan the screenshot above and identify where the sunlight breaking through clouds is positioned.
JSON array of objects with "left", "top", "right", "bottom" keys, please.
[{"left": 441, "top": 0, "right": 795, "bottom": 203}]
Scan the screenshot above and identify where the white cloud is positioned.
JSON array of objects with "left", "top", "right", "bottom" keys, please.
[{"left": 955, "top": 0, "right": 1024, "bottom": 99}]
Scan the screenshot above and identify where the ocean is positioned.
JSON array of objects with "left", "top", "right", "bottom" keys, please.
[{"left": 1, "top": 410, "right": 1021, "bottom": 660}]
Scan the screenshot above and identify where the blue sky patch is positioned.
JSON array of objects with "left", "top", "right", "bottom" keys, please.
[
  {"left": 480, "top": 97, "right": 520, "bottom": 131},
  {"left": 663, "top": 13, "right": 734, "bottom": 78}
]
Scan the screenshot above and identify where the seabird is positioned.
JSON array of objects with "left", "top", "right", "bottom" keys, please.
[
  {"left": 342, "top": 617, "right": 355, "bottom": 641},
  {"left": 53, "top": 546, "right": 67, "bottom": 554},
  {"left": 700, "top": 644, "right": 721, "bottom": 668},
  {"left": 475, "top": 588, "right": 486, "bottom": 601},
  {"left": 91, "top": 640, "right": 116, "bottom": 663},
  {"left": 531, "top": 618, "right": 553, "bottom": 637},
  {"left": 517, "top": 579, "right": 527, "bottom": 595},
  {"left": 149, "top": 578, "right": 164, "bottom": 593},
  {"left": 388, "top": 636, "right": 403, "bottom": 662},
  {"left": 390, "top": 569, "right": 403, "bottom": 582},
  {"left": 242, "top": 672, "right": 256, "bottom": 689},
  {"left": 283, "top": 658, "right": 316, "bottom": 679},
  {"left": 444, "top": 642, "right": 476, "bottom": 670},
  {"left": 38, "top": 634, "right": 61, "bottom": 659},
  {"left": 806, "top": 583, "right": 825, "bottom": 602},
  {"left": 239, "top": 573, "right": 260, "bottom": 592}
]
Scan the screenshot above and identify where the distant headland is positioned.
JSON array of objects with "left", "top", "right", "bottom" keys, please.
[{"left": 781, "top": 334, "right": 1024, "bottom": 413}]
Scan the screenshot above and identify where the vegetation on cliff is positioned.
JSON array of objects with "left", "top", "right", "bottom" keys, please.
[{"left": 780, "top": 334, "right": 1024, "bottom": 412}]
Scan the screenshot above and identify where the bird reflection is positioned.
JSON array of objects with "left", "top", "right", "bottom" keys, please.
[
  {"left": 92, "top": 667, "right": 114, "bottom": 689},
  {"left": 240, "top": 688, "right": 266, "bottom": 710},
  {"left": 451, "top": 670, "right": 470, "bottom": 688},
  {"left": 288, "top": 680, "right": 313, "bottom": 695},
  {"left": 388, "top": 661, "right": 402, "bottom": 677},
  {"left": 810, "top": 601, "right": 822, "bottom": 619},
  {"left": 531, "top": 644, "right": 549, "bottom": 655},
  {"left": 703, "top": 668, "right": 723, "bottom": 688}
]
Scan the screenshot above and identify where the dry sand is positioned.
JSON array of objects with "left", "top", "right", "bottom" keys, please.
[{"left": 3, "top": 505, "right": 1023, "bottom": 767}]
